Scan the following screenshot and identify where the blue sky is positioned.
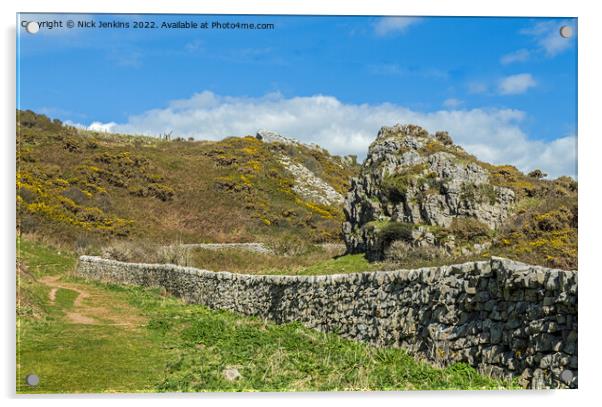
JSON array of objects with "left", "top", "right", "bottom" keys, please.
[{"left": 17, "top": 14, "right": 577, "bottom": 177}]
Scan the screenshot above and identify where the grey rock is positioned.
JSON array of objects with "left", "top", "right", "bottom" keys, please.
[
  {"left": 277, "top": 154, "right": 343, "bottom": 206},
  {"left": 222, "top": 367, "right": 242, "bottom": 381}
]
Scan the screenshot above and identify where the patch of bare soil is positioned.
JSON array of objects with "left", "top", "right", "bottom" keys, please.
[{"left": 39, "top": 275, "right": 146, "bottom": 328}]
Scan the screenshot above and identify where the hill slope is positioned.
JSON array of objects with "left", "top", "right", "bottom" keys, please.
[{"left": 17, "top": 110, "right": 358, "bottom": 249}]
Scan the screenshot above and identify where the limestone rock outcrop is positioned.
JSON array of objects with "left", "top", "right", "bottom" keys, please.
[
  {"left": 255, "top": 130, "right": 346, "bottom": 207},
  {"left": 256, "top": 130, "right": 323, "bottom": 152},
  {"left": 277, "top": 154, "right": 343, "bottom": 206},
  {"left": 343, "top": 124, "right": 516, "bottom": 260}
]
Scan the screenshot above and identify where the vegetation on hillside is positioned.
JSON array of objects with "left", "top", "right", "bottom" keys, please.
[
  {"left": 486, "top": 166, "right": 577, "bottom": 269},
  {"left": 17, "top": 110, "right": 358, "bottom": 252},
  {"left": 97, "top": 239, "right": 378, "bottom": 276},
  {"left": 445, "top": 144, "right": 578, "bottom": 270}
]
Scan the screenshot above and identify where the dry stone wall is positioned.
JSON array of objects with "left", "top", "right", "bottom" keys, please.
[{"left": 76, "top": 256, "right": 577, "bottom": 389}]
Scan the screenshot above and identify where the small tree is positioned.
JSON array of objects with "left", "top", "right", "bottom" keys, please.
[{"left": 528, "top": 169, "right": 547, "bottom": 179}]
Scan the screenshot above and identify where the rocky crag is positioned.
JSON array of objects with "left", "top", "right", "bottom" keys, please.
[{"left": 343, "top": 124, "right": 517, "bottom": 261}]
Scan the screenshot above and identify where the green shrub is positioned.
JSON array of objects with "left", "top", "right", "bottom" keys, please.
[
  {"left": 533, "top": 207, "right": 574, "bottom": 232},
  {"left": 61, "top": 187, "right": 89, "bottom": 205},
  {"left": 478, "top": 184, "right": 498, "bottom": 205},
  {"left": 378, "top": 222, "right": 414, "bottom": 245},
  {"left": 554, "top": 176, "right": 578, "bottom": 193},
  {"left": 147, "top": 183, "right": 175, "bottom": 202},
  {"left": 385, "top": 240, "right": 432, "bottom": 261},
  {"left": 449, "top": 218, "right": 491, "bottom": 241},
  {"left": 460, "top": 183, "right": 498, "bottom": 205},
  {"left": 101, "top": 241, "right": 139, "bottom": 262},
  {"left": 381, "top": 174, "right": 409, "bottom": 203},
  {"left": 18, "top": 109, "right": 64, "bottom": 131},
  {"left": 527, "top": 169, "right": 547, "bottom": 179},
  {"left": 380, "top": 164, "right": 428, "bottom": 204}
]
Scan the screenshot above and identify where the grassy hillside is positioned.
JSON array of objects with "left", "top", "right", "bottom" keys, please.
[
  {"left": 17, "top": 110, "right": 358, "bottom": 251},
  {"left": 17, "top": 237, "right": 517, "bottom": 393}
]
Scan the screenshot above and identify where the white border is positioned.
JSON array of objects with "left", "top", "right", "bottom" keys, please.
[{"left": 2, "top": 1, "right": 601, "bottom": 407}]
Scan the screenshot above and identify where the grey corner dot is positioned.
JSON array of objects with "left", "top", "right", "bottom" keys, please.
[
  {"left": 559, "top": 25, "right": 572, "bottom": 39},
  {"left": 25, "top": 374, "right": 39, "bottom": 386},
  {"left": 26, "top": 21, "right": 40, "bottom": 34},
  {"left": 560, "top": 369, "right": 573, "bottom": 383}
]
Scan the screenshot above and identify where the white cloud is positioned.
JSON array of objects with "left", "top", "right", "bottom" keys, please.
[
  {"left": 89, "top": 91, "right": 576, "bottom": 178},
  {"left": 520, "top": 135, "right": 577, "bottom": 179},
  {"left": 374, "top": 17, "right": 421, "bottom": 36},
  {"left": 88, "top": 121, "right": 117, "bottom": 132},
  {"left": 443, "top": 98, "right": 463, "bottom": 108},
  {"left": 498, "top": 73, "right": 537, "bottom": 95},
  {"left": 521, "top": 19, "right": 576, "bottom": 57},
  {"left": 500, "top": 49, "right": 531, "bottom": 65}
]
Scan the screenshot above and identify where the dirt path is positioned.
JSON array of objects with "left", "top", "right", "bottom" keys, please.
[{"left": 39, "top": 275, "right": 146, "bottom": 327}]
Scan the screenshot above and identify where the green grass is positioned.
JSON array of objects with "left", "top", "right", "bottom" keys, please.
[
  {"left": 17, "top": 322, "right": 171, "bottom": 393},
  {"left": 17, "top": 237, "right": 172, "bottom": 393},
  {"left": 294, "top": 254, "right": 380, "bottom": 276},
  {"left": 105, "top": 283, "right": 517, "bottom": 392},
  {"left": 188, "top": 246, "right": 336, "bottom": 275},
  {"left": 17, "top": 238, "right": 76, "bottom": 277},
  {"left": 54, "top": 288, "right": 78, "bottom": 308},
  {"left": 17, "top": 237, "right": 518, "bottom": 393},
  {"left": 190, "top": 249, "right": 485, "bottom": 277},
  {"left": 187, "top": 245, "right": 376, "bottom": 276}
]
